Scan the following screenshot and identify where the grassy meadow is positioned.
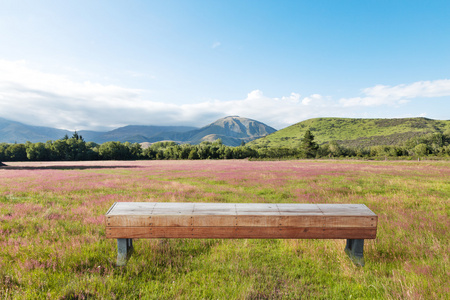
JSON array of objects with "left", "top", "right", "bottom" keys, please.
[
  {"left": 0, "top": 160, "right": 449, "bottom": 299},
  {"left": 248, "top": 117, "right": 450, "bottom": 148}
]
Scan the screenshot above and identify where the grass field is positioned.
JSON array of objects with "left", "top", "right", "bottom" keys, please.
[{"left": 1, "top": 160, "right": 449, "bottom": 299}]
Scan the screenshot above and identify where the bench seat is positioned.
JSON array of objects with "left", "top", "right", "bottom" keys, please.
[{"left": 105, "top": 202, "right": 377, "bottom": 266}]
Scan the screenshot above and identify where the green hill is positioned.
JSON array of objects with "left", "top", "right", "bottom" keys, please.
[{"left": 248, "top": 118, "right": 450, "bottom": 148}]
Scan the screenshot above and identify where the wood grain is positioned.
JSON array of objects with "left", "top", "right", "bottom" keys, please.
[
  {"left": 107, "top": 203, "right": 377, "bottom": 217},
  {"left": 106, "top": 226, "right": 377, "bottom": 239},
  {"left": 105, "top": 202, "right": 378, "bottom": 240}
]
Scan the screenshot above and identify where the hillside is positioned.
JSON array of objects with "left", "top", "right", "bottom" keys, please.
[
  {"left": 184, "top": 116, "right": 276, "bottom": 146},
  {"left": 248, "top": 117, "right": 450, "bottom": 148}
]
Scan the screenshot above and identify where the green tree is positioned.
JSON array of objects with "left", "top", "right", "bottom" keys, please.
[
  {"left": 128, "top": 143, "right": 142, "bottom": 159},
  {"left": 49, "top": 139, "right": 69, "bottom": 160},
  {"left": 26, "top": 142, "right": 51, "bottom": 161},
  {"left": 327, "top": 141, "right": 342, "bottom": 157},
  {"left": 99, "top": 142, "right": 132, "bottom": 160},
  {"left": 300, "top": 129, "right": 319, "bottom": 158},
  {"left": 0, "top": 143, "right": 8, "bottom": 165},
  {"left": 188, "top": 148, "right": 199, "bottom": 159},
  {"left": 85, "top": 142, "right": 100, "bottom": 160},
  {"left": 414, "top": 143, "right": 429, "bottom": 157},
  {"left": 179, "top": 144, "right": 192, "bottom": 159},
  {"left": 223, "top": 147, "right": 233, "bottom": 159},
  {"left": 71, "top": 131, "right": 84, "bottom": 142},
  {"left": 5, "top": 144, "right": 27, "bottom": 161},
  {"left": 142, "top": 147, "right": 157, "bottom": 159},
  {"left": 66, "top": 138, "right": 88, "bottom": 160},
  {"left": 164, "top": 145, "right": 181, "bottom": 159}
]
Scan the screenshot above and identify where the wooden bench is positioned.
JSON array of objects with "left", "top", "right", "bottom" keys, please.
[{"left": 105, "top": 202, "right": 377, "bottom": 267}]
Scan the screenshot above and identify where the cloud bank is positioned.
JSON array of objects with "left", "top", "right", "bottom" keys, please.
[
  {"left": 339, "top": 80, "right": 450, "bottom": 107},
  {"left": 0, "top": 60, "right": 449, "bottom": 131}
]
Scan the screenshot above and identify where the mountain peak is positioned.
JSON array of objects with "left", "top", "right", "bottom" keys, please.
[{"left": 185, "top": 116, "right": 276, "bottom": 146}]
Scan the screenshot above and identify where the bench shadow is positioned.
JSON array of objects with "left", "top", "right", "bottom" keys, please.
[{"left": 139, "top": 239, "right": 222, "bottom": 270}]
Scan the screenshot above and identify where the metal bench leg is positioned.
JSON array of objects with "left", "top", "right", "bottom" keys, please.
[
  {"left": 117, "top": 238, "right": 133, "bottom": 266},
  {"left": 345, "top": 239, "right": 365, "bottom": 267}
]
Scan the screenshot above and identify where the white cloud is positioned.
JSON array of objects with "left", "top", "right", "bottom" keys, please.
[
  {"left": 246, "top": 89, "right": 264, "bottom": 100},
  {"left": 339, "top": 79, "right": 450, "bottom": 107},
  {"left": 0, "top": 59, "right": 449, "bottom": 131},
  {"left": 0, "top": 61, "right": 332, "bottom": 129},
  {"left": 275, "top": 92, "right": 301, "bottom": 103},
  {"left": 0, "top": 60, "right": 173, "bottom": 130},
  {"left": 192, "top": 90, "right": 335, "bottom": 128},
  {"left": 302, "top": 94, "right": 324, "bottom": 106}
]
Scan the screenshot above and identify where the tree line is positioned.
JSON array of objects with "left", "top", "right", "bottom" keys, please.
[
  {"left": 255, "top": 130, "right": 450, "bottom": 159},
  {"left": 0, "top": 132, "right": 259, "bottom": 161},
  {"left": 1, "top": 130, "right": 450, "bottom": 163}
]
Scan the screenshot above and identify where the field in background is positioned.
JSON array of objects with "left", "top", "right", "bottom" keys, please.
[{"left": 1, "top": 160, "right": 449, "bottom": 299}]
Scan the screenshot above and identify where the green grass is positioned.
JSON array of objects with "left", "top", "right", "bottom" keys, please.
[
  {"left": 248, "top": 117, "right": 450, "bottom": 148},
  {"left": 0, "top": 160, "right": 449, "bottom": 299}
]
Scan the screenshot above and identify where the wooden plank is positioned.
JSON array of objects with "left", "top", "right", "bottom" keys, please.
[
  {"left": 106, "top": 226, "right": 377, "bottom": 239},
  {"left": 193, "top": 203, "right": 236, "bottom": 215},
  {"left": 321, "top": 216, "right": 377, "bottom": 228},
  {"left": 107, "top": 215, "right": 149, "bottom": 227},
  {"left": 107, "top": 215, "right": 377, "bottom": 228},
  {"left": 235, "top": 216, "right": 282, "bottom": 227},
  {"left": 105, "top": 202, "right": 118, "bottom": 215},
  {"left": 276, "top": 204, "right": 322, "bottom": 215},
  {"left": 282, "top": 216, "right": 324, "bottom": 227},
  {"left": 283, "top": 216, "right": 377, "bottom": 228},
  {"left": 235, "top": 203, "right": 280, "bottom": 215},
  {"left": 105, "top": 203, "right": 378, "bottom": 230},
  {"left": 317, "top": 204, "right": 376, "bottom": 216},
  {"left": 193, "top": 215, "right": 236, "bottom": 227},
  {"left": 107, "top": 202, "right": 157, "bottom": 215},
  {"left": 275, "top": 227, "right": 377, "bottom": 239},
  {"left": 149, "top": 215, "right": 193, "bottom": 227},
  {"left": 152, "top": 202, "right": 195, "bottom": 215},
  {"left": 106, "top": 203, "right": 377, "bottom": 217},
  {"left": 108, "top": 215, "right": 238, "bottom": 227}
]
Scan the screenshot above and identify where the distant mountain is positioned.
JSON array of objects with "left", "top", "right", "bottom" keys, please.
[
  {"left": 182, "top": 116, "right": 277, "bottom": 146},
  {"left": 80, "top": 125, "right": 197, "bottom": 144},
  {"left": 248, "top": 117, "right": 450, "bottom": 148},
  {"left": 0, "top": 117, "right": 71, "bottom": 143},
  {"left": 128, "top": 116, "right": 276, "bottom": 146},
  {"left": 0, "top": 116, "right": 276, "bottom": 146}
]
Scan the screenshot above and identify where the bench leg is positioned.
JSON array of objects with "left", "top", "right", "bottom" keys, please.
[
  {"left": 117, "top": 238, "right": 133, "bottom": 267},
  {"left": 345, "top": 239, "right": 365, "bottom": 267}
]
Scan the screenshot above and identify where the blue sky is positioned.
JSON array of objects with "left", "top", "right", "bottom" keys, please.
[{"left": 0, "top": 0, "right": 449, "bottom": 131}]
